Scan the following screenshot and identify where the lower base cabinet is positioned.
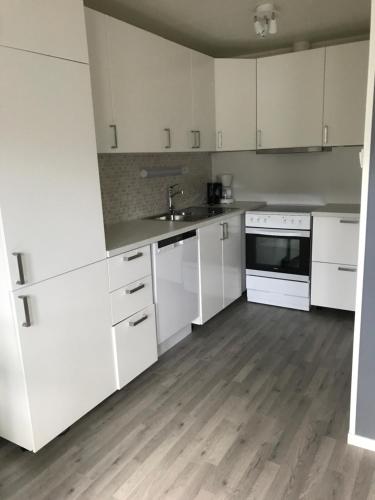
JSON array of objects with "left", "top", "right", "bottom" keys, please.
[
  {"left": 311, "top": 262, "right": 357, "bottom": 311},
  {"left": 1, "top": 261, "right": 116, "bottom": 452},
  {"left": 113, "top": 304, "right": 158, "bottom": 389},
  {"left": 194, "top": 214, "right": 242, "bottom": 324}
]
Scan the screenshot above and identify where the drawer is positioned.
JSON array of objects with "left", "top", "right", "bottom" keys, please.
[
  {"left": 312, "top": 216, "right": 359, "bottom": 265},
  {"left": 311, "top": 262, "right": 357, "bottom": 311},
  {"left": 108, "top": 245, "right": 151, "bottom": 292},
  {"left": 246, "top": 275, "right": 309, "bottom": 297},
  {"left": 113, "top": 304, "right": 158, "bottom": 389},
  {"left": 110, "top": 275, "right": 153, "bottom": 325}
]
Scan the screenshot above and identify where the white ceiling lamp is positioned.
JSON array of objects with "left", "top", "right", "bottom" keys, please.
[{"left": 253, "top": 3, "right": 278, "bottom": 38}]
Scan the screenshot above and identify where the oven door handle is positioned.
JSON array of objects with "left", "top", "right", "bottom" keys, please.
[{"left": 245, "top": 228, "right": 310, "bottom": 238}]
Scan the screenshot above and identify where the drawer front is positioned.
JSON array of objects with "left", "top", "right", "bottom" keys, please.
[
  {"left": 108, "top": 245, "right": 151, "bottom": 292},
  {"left": 246, "top": 275, "right": 309, "bottom": 297},
  {"left": 311, "top": 262, "right": 357, "bottom": 311},
  {"left": 113, "top": 304, "right": 158, "bottom": 389},
  {"left": 312, "top": 216, "right": 359, "bottom": 265},
  {"left": 110, "top": 275, "right": 153, "bottom": 325}
]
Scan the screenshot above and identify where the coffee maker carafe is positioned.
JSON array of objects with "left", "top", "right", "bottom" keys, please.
[{"left": 219, "top": 174, "right": 234, "bottom": 204}]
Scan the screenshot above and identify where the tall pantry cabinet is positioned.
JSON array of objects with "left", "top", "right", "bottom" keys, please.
[{"left": 0, "top": 1, "right": 116, "bottom": 451}]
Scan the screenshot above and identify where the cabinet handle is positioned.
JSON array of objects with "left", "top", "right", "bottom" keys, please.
[
  {"left": 126, "top": 283, "right": 145, "bottom": 295},
  {"left": 217, "top": 131, "right": 223, "bottom": 149},
  {"left": 191, "top": 130, "right": 198, "bottom": 149},
  {"left": 164, "top": 128, "right": 172, "bottom": 149},
  {"left": 224, "top": 222, "right": 229, "bottom": 239},
  {"left": 110, "top": 124, "right": 118, "bottom": 149},
  {"left": 197, "top": 130, "right": 201, "bottom": 149},
  {"left": 129, "top": 314, "right": 148, "bottom": 327},
  {"left": 220, "top": 222, "right": 225, "bottom": 240},
  {"left": 123, "top": 252, "right": 143, "bottom": 262},
  {"left": 338, "top": 266, "right": 356, "bottom": 273},
  {"left": 12, "top": 252, "right": 26, "bottom": 285},
  {"left": 257, "top": 130, "right": 262, "bottom": 148},
  {"left": 339, "top": 219, "right": 359, "bottom": 224},
  {"left": 323, "top": 125, "right": 329, "bottom": 145},
  {"left": 18, "top": 295, "right": 31, "bottom": 327}
]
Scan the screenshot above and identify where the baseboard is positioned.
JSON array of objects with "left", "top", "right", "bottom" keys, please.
[
  {"left": 158, "top": 324, "right": 192, "bottom": 355},
  {"left": 348, "top": 433, "right": 375, "bottom": 452}
]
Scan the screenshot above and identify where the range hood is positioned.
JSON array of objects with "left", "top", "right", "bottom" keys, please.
[{"left": 256, "top": 146, "right": 332, "bottom": 154}]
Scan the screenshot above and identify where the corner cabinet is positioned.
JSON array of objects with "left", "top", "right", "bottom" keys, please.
[
  {"left": 194, "top": 214, "right": 242, "bottom": 324},
  {"left": 257, "top": 48, "right": 325, "bottom": 150},
  {"left": 323, "top": 41, "right": 369, "bottom": 147},
  {"left": 0, "top": 0, "right": 88, "bottom": 62},
  {"left": 215, "top": 59, "right": 257, "bottom": 151}
]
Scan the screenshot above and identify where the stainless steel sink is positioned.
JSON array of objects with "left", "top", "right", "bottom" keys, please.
[{"left": 147, "top": 206, "right": 235, "bottom": 222}]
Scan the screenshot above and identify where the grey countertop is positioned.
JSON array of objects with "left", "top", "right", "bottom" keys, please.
[
  {"left": 311, "top": 204, "right": 361, "bottom": 217},
  {"left": 105, "top": 201, "right": 265, "bottom": 257}
]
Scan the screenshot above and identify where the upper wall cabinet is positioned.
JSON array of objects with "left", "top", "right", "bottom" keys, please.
[
  {"left": 323, "top": 41, "right": 369, "bottom": 147},
  {"left": 85, "top": 8, "right": 215, "bottom": 153},
  {"left": 191, "top": 51, "right": 216, "bottom": 151},
  {"left": 215, "top": 59, "right": 257, "bottom": 151},
  {"left": 257, "top": 48, "right": 325, "bottom": 150},
  {"left": 0, "top": 0, "right": 88, "bottom": 63}
]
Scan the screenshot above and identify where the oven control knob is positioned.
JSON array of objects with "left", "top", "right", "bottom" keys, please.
[
  {"left": 291, "top": 219, "right": 295, "bottom": 224},
  {"left": 263, "top": 218, "right": 267, "bottom": 223}
]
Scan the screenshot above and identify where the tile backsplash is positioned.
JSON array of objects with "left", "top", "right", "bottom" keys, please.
[{"left": 98, "top": 153, "right": 212, "bottom": 225}]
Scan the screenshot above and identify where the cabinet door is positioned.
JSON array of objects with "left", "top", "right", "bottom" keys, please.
[
  {"left": 311, "top": 262, "right": 357, "bottom": 311},
  {"left": 107, "top": 17, "right": 192, "bottom": 153},
  {"left": 324, "top": 41, "right": 369, "bottom": 146},
  {"left": 0, "top": 0, "right": 88, "bottom": 62},
  {"left": 191, "top": 51, "right": 216, "bottom": 151},
  {"left": 257, "top": 49, "right": 325, "bottom": 149},
  {"left": 223, "top": 215, "right": 243, "bottom": 308},
  {"left": 195, "top": 222, "right": 224, "bottom": 324},
  {"left": 215, "top": 59, "right": 257, "bottom": 151},
  {"left": 0, "top": 47, "right": 106, "bottom": 289},
  {"left": 85, "top": 8, "right": 115, "bottom": 153},
  {"left": 12, "top": 262, "right": 116, "bottom": 451}
]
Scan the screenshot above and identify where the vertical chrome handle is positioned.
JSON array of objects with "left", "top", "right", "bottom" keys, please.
[
  {"left": 257, "top": 130, "right": 262, "bottom": 148},
  {"left": 197, "top": 130, "right": 201, "bottom": 149},
  {"left": 191, "top": 130, "right": 198, "bottom": 149},
  {"left": 18, "top": 295, "right": 31, "bottom": 327},
  {"left": 217, "top": 131, "right": 223, "bottom": 149},
  {"left": 224, "top": 222, "right": 229, "bottom": 239},
  {"left": 110, "top": 124, "right": 118, "bottom": 149},
  {"left": 164, "top": 128, "right": 172, "bottom": 149},
  {"left": 12, "top": 252, "right": 25, "bottom": 285},
  {"left": 220, "top": 222, "right": 225, "bottom": 240},
  {"left": 323, "top": 125, "right": 329, "bottom": 145}
]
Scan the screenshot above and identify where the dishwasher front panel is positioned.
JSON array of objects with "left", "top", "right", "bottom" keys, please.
[{"left": 152, "top": 234, "right": 199, "bottom": 345}]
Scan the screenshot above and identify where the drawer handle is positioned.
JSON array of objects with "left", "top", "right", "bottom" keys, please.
[
  {"left": 18, "top": 295, "right": 31, "bottom": 327},
  {"left": 129, "top": 314, "right": 148, "bottom": 327},
  {"left": 126, "top": 283, "right": 145, "bottom": 295},
  {"left": 339, "top": 219, "right": 359, "bottom": 224},
  {"left": 12, "top": 252, "right": 26, "bottom": 285},
  {"left": 338, "top": 266, "right": 357, "bottom": 273},
  {"left": 123, "top": 252, "right": 143, "bottom": 262}
]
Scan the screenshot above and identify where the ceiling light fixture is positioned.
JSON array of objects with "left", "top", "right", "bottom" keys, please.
[{"left": 253, "top": 3, "right": 278, "bottom": 38}]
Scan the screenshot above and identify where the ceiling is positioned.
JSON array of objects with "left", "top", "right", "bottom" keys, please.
[{"left": 84, "top": 0, "right": 371, "bottom": 57}]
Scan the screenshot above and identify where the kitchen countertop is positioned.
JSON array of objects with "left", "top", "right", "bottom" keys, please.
[
  {"left": 105, "top": 201, "right": 265, "bottom": 257},
  {"left": 311, "top": 204, "right": 361, "bottom": 217}
]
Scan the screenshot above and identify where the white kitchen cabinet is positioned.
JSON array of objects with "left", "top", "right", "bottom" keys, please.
[
  {"left": 191, "top": 50, "right": 216, "bottom": 151},
  {"left": 323, "top": 41, "right": 369, "bottom": 147},
  {"left": 215, "top": 59, "right": 257, "bottom": 151},
  {"left": 107, "top": 246, "right": 152, "bottom": 293},
  {"left": 257, "top": 48, "right": 325, "bottom": 149},
  {"left": 223, "top": 215, "right": 243, "bottom": 308},
  {"left": 194, "top": 214, "right": 243, "bottom": 324},
  {"left": 0, "top": 0, "right": 88, "bottom": 63},
  {"left": 106, "top": 16, "right": 192, "bottom": 153},
  {"left": 311, "top": 262, "right": 357, "bottom": 311},
  {"left": 311, "top": 215, "right": 360, "bottom": 311},
  {"left": 85, "top": 8, "right": 115, "bottom": 153},
  {"left": 0, "top": 262, "right": 116, "bottom": 452},
  {"left": 312, "top": 216, "right": 359, "bottom": 266},
  {"left": 0, "top": 46, "right": 106, "bottom": 289},
  {"left": 113, "top": 304, "right": 158, "bottom": 389}
]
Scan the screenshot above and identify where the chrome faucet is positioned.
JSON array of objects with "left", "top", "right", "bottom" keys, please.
[{"left": 168, "top": 184, "right": 184, "bottom": 213}]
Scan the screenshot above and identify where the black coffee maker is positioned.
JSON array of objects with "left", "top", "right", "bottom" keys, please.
[{"left": 207, "top": 182, "right": 223, "bottom": 205}]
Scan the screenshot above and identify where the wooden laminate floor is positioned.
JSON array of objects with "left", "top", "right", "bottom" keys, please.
[{"left": 1, "top": 298, "right": 375, "bottom": 500}]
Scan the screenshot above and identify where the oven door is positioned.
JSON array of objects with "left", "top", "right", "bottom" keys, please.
[{"left": 246, "top": 227, "right": 311, "bottom": 281}]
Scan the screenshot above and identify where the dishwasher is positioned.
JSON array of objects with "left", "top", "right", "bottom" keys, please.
[{"left": 152, "top": 230, "right": 199, "bottom": 354}]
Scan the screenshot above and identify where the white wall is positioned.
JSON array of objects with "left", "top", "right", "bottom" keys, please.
[{"left": 212, "top": 147, "right": 362, "bottom": 205}]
